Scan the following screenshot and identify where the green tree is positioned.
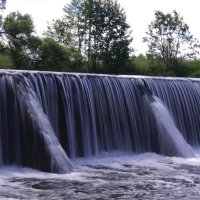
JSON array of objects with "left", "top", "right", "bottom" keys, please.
[
  {"left": 63, "top": 0, "right": 84, "bottom": 52},
  {"left": 1, "top": 12, "right": 41, "bottom": 68},
  {"left": 82, "top": 0, "right": 133, "bottom": 73},
  {"left": 0, "top": 0, "right": 6, "bottom": 46},
  {"left": 36, "top": 37, "right": 83, "bottom": 72},
  {"left": 44, "top": 0, "right": 84, "bottom": 53},
  {"left": 47, "top": 0, "right": 132, "bottom": 73},
  {"left": 44, "top": 18, "right": 73, "bottom": 47},
  {"left": 143, "top": 10, "right": 200, "bottom": 73}
]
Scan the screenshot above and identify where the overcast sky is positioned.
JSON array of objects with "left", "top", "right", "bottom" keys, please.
[{"left": 3, "top": 0, "right": 200, "bottom": 54}]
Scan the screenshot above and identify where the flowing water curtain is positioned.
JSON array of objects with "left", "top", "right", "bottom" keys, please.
[
  {"left": 147, "top": 78, "right": 200, "bottom": 145},
  {"left": 25, "top": 74, "right": 200, "bottom": 158},
  {"left": 0, "top": 73, "right": 72, "bottom": 173},
  {"left": 0, "top": 72, "right": 200, "bottom": 174},
  {"left": 0, "top": 75, "right": 22, "bottom": 166}
]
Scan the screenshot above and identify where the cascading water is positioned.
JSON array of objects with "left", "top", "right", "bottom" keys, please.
[
  {"left": 0, "top": 70, "right": 199, "bottom": 174},
  {"left": 12, "top": 75, "right": 72, "bottom": 173},
  {"left": 137, "top": 79, "right": 194, "bottom": 157},
  {"left": 150, "top": 96, "right": 194, "bottom": 158},
  {"left": 0, "top": 74, "right": 72, "bottom": 173}
]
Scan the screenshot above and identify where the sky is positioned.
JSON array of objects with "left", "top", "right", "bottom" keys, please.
[{"left": 2, "top": 0, "right": 200, "bottom": 55}]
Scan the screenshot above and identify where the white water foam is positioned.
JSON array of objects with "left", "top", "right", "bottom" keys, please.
[
  {"left": 0, "top": 152, "right": 200, "bottom": 199},
  {"left": 151, "top": 96, "right": 194, "bottom": 158}
]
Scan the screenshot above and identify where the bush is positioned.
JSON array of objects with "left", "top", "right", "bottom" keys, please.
[{"left": 0, "top": 54, "right": 13, "bottom": 68}]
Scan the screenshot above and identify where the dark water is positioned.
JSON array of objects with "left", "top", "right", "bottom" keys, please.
[{"left": 1, "top": 153, "right": 200, "bottom": 200}]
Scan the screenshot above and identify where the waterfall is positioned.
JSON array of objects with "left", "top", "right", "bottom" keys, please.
[
  {"left": 13, "top": 75, "right": 72, "bottom": 173},
  {"left": 1, "top": 74, "right": 72, "bottom": 173},
  {"left": 150, "top": 96, "right": 194, "bottom": 158},
  {"left": 0, "top": 71, "right": 199, "bottom": 173},
  {"left": 136, "top": 79, "right": 194, "bottom": 157}
]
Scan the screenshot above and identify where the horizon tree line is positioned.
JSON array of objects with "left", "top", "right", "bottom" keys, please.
[{"left": 0, "top": 0, "right": 200, "bottom": 76}]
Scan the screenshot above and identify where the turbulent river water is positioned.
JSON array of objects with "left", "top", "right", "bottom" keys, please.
[{"left": 1, "top": 152, "right": 200, "bottom": 200}]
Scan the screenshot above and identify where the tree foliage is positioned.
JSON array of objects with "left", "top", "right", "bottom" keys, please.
[
  {"left": 143, "top": 10, "right": 200, "bottom": 73},
  {"left": 44, "top": 18, "right": 73, "bottom": 47},
  {"left": 0, "top": 11, "right": 83, "bottom": 71},
  {"left": 36, "top": 37, "right": 83, "bottom": 71},
  {"left": 0, "top": 0, "right": 6, "bottom": 36},
  {"left": 46, "top": 0, "right": 132, "bottom": 73},
  {"left": 1, "top": 12, "right": 41, "bottom": 68},
  {"left": 82, "top": 0, "right": 133, "bottom": 73},
  {"left": 63, "top": 0, "right": 84, "bottom": 51}
]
